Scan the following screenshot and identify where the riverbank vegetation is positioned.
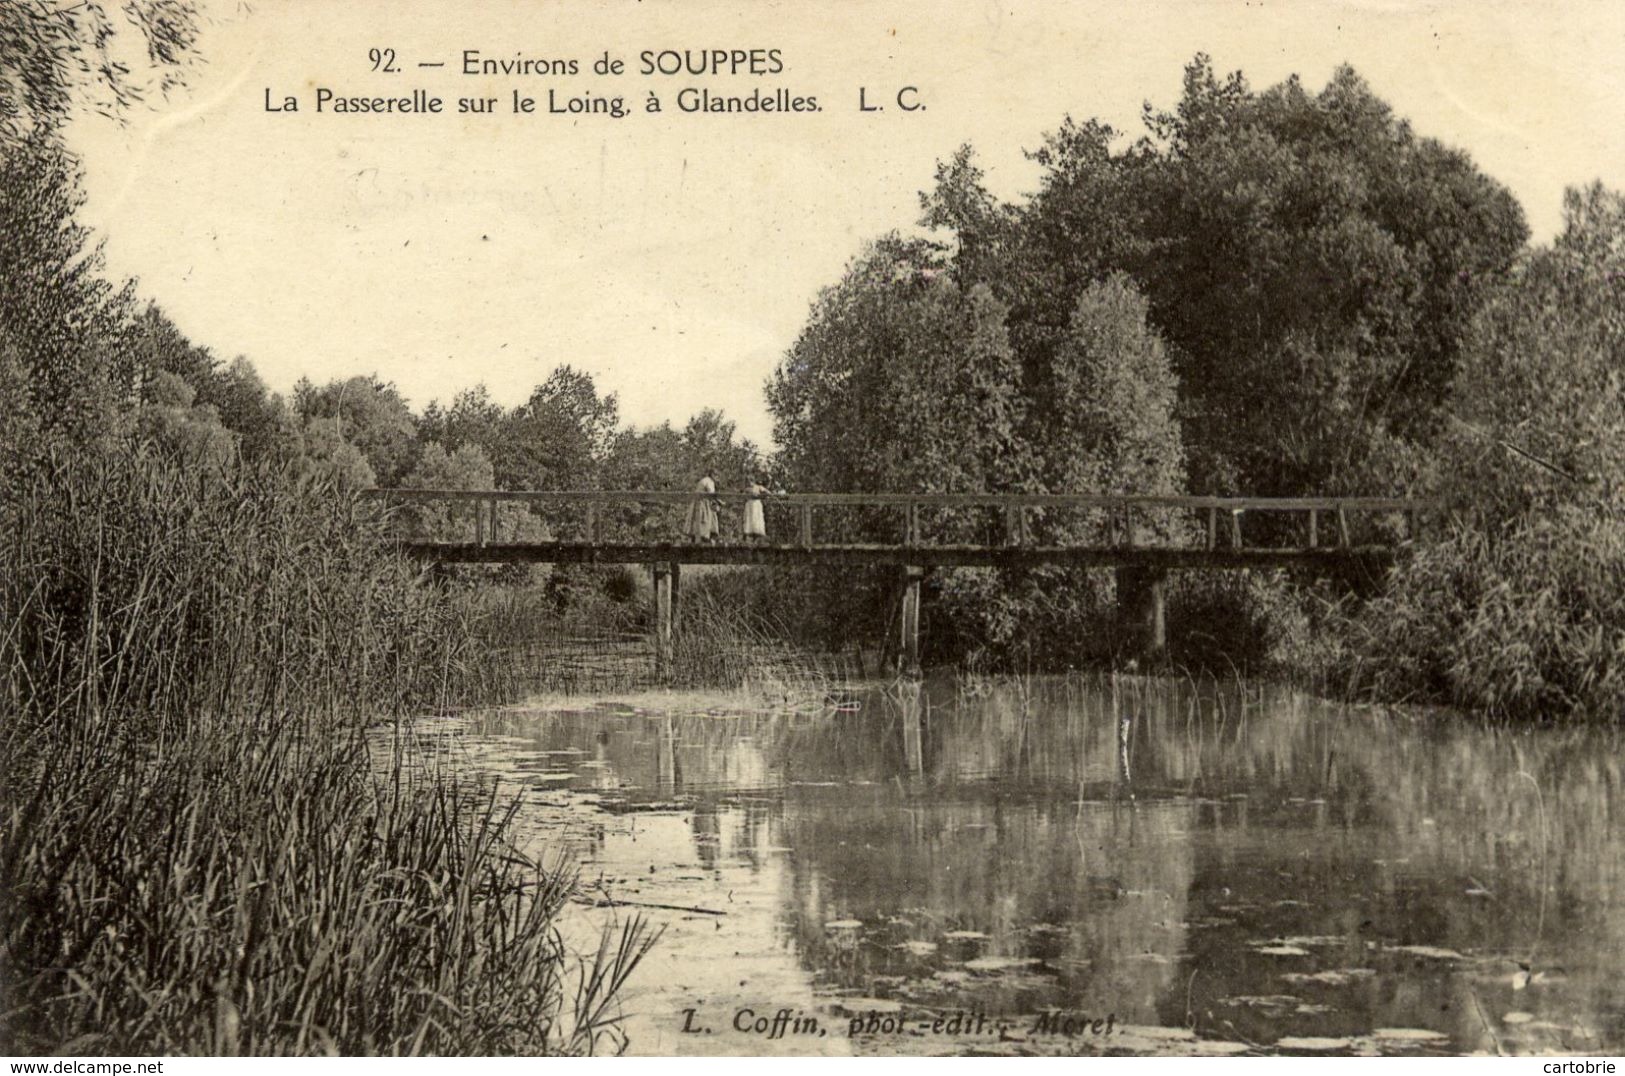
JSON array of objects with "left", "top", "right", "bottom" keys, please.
[
  {"left": 1330, "top": 184, "right": 1625, "bottom": 719},
  {"left": 0, "top": 448, "right": 654, "bottom": 1054},
  {"left": 1, "top": 5, "right": 652, "bottom": 1055}
]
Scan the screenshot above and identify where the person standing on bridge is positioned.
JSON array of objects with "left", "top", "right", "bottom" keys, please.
[
  {"left": 686, "top": 472, "right": 720, "bottom": 542},
  {"left": 742, "top": 473, "right": 772, "bottom": 541}
]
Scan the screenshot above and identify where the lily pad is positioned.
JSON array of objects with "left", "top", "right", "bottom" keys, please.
[
  {"left": 1121, "top": 1025, "right": 1197, "bottom": 1041},
  {"left": 1373, "top": 1027, "right": 1448, "bottom": 1042},
  {"left": 1389, "top": 945, "right": 1466, "bottom": 961},
  {"left": 1283, "top": 968, "right": 1376, "bottom": 986},
  {"left": 1276, "top": 1036, "right": 1357, "bottom": 1051},
  {"left": 964, "top": 956, "right": 1038, "bottom": 972},
  {"left": 1230, "top": 994, "right": 1300, "bottom": 1009}
]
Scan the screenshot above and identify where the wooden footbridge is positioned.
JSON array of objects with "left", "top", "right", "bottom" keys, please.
[{"left": 363, "top": 489, "right": 1431, "bottom": 672}]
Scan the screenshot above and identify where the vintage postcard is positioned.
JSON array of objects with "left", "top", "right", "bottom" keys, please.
[{"left": 4, "top": 0, "right": 1624, "bottom": 1065}]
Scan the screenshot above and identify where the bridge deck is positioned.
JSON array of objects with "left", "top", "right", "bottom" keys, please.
[
  {"left": 368, "top": 488, "right": 1429, "bottom": 572},
  {"left": 399, "top": 539, "right": 1398, "bottom": 570}
]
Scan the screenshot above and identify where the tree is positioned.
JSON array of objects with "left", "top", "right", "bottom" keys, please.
[
  {"left": 131, "top": 303, "right": 216, "bottom": 402},
  {"left": 291, "top": 419, "right": 375, "bottom": 489},
  {"left": 399, "top": 441, "right": 547, "bottom": 545},
  {"left": 681, "top": 409, "right": 759, "bottom": 484},
  {"left": 1129, "top": 63, "right": 1526, "bottom": 493},
  {"left": 604, "top": 423, "right": 684, "bottom": 491},
  {"left": 1438, "top": 183, "right": 1625, "bottom": 522},
  {"left": 136, "top": 370, "right": 235, "bottom": 472},
  {"left": 602, "top": 410, "right": 762, "bottom": 539},
  {"left": 295, "top": 375, "right": 419, "bottom": 487},
  {"left": 1, "top": 1, "right": 199, "bottom": 152},
  {"left": 933, "top": 276, "right": 1186, "bottom": 663},
  {"left": 0, "top": 0, "right": 203, "bottom": 467},
  {"left": 1036, "top": 276, "right": 1184, "bottom": 499},
  {"left": 1347, "top": 184, "right": 1625, "bottom": 718},
  {"left": 766, "top": 236, "right": 1030, "bottom": 657},
  {"left": 123, "top": 305, "right": 291, "bottom": 461},
  {"left": 919, "top": 56, "right": 1529, "bottom": 497},
  {"left": 917, "top": 144, "right": 1016, "bottom": 288},
  {"left": 419, "top": 384, "right": 505, "bottom": 463},
  {"left": 210, "top": 356, "right": 290, "bottom": 462},
  {"left": 768, "top": 235, "right": 1024, "bottom": 500},
  {"left": 494, "top": 366, "right": 619, "bottom": 489},
  {"left": 0, "top": 136, "right": 136, "bottom": 454}
]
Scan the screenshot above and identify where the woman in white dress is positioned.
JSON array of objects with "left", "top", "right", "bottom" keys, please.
[
  {"left": 742, "top": 477, "right": 768, "bottom": 540},
  {"left": 686, "top": 473, "right": 719, "bottom": 541}
]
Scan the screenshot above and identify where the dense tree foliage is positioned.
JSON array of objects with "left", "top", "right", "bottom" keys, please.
[
  {"left": 1, "top": 0, "right": 200, "bottom": 465},
  {"left": 768, "top": 236, "right": 1022, "bottom": 499},
  {"left": 1436, "top": 183, "right": 1625, "bottom": 523},
  {"left": 920, "top": 57, "right": 1528, "bottom": 497},
  {"left": 492, "top": 366, "right": 620, "bottom": 489},
  {"left": 0, "top": 136, "right": 134, "bottom": 455},
  {"left": 763, "top": 55, "right": 1543, "bottom": 667},
  {"left": 294, "top": 375, "right": 419, "bottom": 487},
  {"left": 766, "top": 237, "right": 1186, "bottom": 661},
  {"left": 1345, "top": 184, "right": 1625, "bottom": 718},
  {"left": 1034, "top": 275, "right": 1185, "bottom": 522}
]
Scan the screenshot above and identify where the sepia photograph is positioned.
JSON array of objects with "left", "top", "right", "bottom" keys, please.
[{"left": 3, "top": 0, "right": 1624, "bottom": 1064}]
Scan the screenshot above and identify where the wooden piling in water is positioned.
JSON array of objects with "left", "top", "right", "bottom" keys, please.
[
  {"left": 899, "top": 566, "right": 924, "bottom": 678},
  {"left": 669, "top": 561, "right": 681, "bottom": 637},
  {"left": 652, "top": 563, "right": 673, "bottom": 678},
  {"left": 1115, "top": 564, "right": 1167, "bottom": 663}
]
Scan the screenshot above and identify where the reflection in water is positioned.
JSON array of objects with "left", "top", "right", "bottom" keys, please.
[{"left": 426, "top": 675, "right": 1625, "bottom": 1056}]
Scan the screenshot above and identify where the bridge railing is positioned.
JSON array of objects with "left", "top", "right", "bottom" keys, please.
[{"left": 360, "top": 488, "right": 1433, "bottom": 553}]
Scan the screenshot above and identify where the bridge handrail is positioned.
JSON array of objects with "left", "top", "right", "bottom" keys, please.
[{"left": 361, "top": 488, "right": 1433, "bottom": 512}]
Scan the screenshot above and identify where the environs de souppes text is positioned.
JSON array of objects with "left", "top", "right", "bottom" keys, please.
[
  {"left": 257, "top": 47, "right": 932, "bottom": 118},
  {"left": 460, "top": 47, "right": 786, "bottom": 77}
]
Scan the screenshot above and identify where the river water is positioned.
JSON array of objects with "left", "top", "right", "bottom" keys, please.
[{"left": 408, "top": 674, "right": 1623, "bottom": 1056}]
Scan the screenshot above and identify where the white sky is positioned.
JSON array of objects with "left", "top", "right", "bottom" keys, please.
[{"left": 67, "top": 0, "right": 1625, "bottom": 446}]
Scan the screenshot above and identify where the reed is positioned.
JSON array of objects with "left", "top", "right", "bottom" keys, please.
[
  {"left": 446, "top": 582, "right": 653, "bottom": 699},
  {"left": 670, "top": 570, "right": 853, "bottom": 698},
  {"left": 447, "top": 566, "right": 859, "bottom": 701},
  {"left": 0, "top": 447, "right": 654, "bottom": 1054}
]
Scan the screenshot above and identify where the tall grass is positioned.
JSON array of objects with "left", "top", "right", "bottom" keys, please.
[
  {"left": 2, "top": 450, "right": 461, "bottom": 726},
  {"left": 445, "top": 581, "right": 652, "bottom": 700},
  {"left": 0, "top": 447, "right": 654, "bottom": 1054},
  {"left": 671, "top": 569, "right": 858, "bottom": 694},
  {"left": 439, "top": 567, "right": 859, "bottom": 701}
]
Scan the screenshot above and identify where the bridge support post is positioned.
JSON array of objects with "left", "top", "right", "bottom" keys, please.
[
  {"left": 899, "top": 566, "right": 925, "bottom": 678},
  {"left": 652, "top": 563, "right": 674, "bottom": 679},
  {"left": 669, "top": 561, "right": 681, "bottom": 638},
  {"left": 899, "top": 678, "right": 924, "bottom": 775},
  {"left": 1115, "top": 564, "right": 1167, "bottom": 664}
]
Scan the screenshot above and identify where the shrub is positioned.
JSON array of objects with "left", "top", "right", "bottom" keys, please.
[{"left": 1339, "top": 511, "right": 1625, "bottom": 720}]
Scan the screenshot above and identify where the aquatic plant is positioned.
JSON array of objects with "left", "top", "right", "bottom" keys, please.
[
  {"left": 672, "top": 569, "right": 856, "bottom": 697},
  {"left": 0, "top": 448, "right": 654, "bottom": 1054}
]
